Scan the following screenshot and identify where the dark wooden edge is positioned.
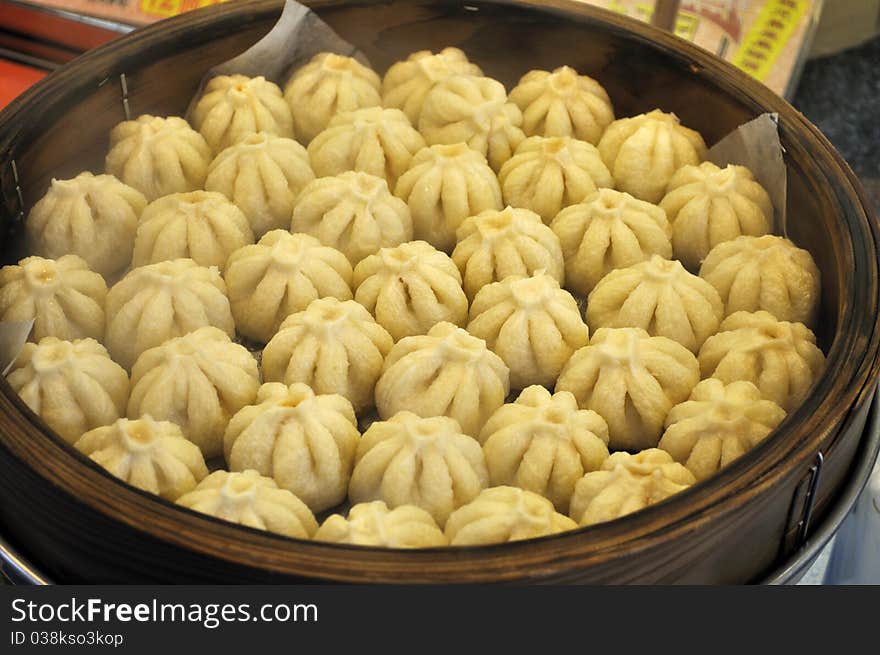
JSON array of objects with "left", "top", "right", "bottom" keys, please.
[{"left": 0, "top": 0, "right": 878, "bottom": 582}]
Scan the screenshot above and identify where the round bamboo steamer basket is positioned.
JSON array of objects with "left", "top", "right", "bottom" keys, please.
[{"left": 0, "top": 0, "right": 878, "bottom": 584}]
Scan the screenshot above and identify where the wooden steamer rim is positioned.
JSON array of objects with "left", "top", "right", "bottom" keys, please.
[{"left": 0, "top": 0, "right": 878, "bottom": 583}]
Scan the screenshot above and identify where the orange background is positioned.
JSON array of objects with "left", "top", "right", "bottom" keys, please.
[{"left": 0, "top": 60, "right": 46, "bottom": 109}]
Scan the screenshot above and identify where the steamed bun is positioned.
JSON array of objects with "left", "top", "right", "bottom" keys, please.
[
  {"left": 283, "top": 52, "right": 381, "bottom": 143},
  {"left": 191, "top": 74, "right": 293, "bottom": 152},
  {"left": 0, "top": 255, "right": 106, "bottom": 342},
  {"left": 446, "top": 486, "right": 577, "bottom": 545},
  {"left": 105, "top": 115, "right": 212, "bottom": 201},
  {"left": 661, "top": 162, "right": 773, "bottom": 270},
  {"left": 551, "top": 189, "right": 671, "bottom": 296},
  {"left": 315, "top": 501, "right": 447, "bottom": 548},
  {"left": 452, "top": 207, "right": 564, "bottom": 301},
  {"left": 128, "top": 327, "right": 260, "bottom": 458},
  {"left": 105, "top": 259, "right": 234, "bottom": 370},
  {"left": 75, "top": 416, "right": 208, "bottom": 501},
  {"left": 307, "top": 107, "right": 425, "bottom": 185},
  {"left": 7, "top": 337, "right": 128, "bottom": 443},
  {"left": 556, "top": 327, "right": 700, "bottom": 450},
  {"left": 468, "top": 272, "right": 589, "bottom": 388},
  {"left": 261, "top": 298, "right": 393, "bottom": 413},
  {"left": 224, "top": 230, "right": 353, "bottom": 343},
  {"left": 204, "top": 133, "right": 315, "bottom": 237},
  {"left": 699, "top": 235, "right": 821, "bottom": 326},
  {"left": 224, "top": 382, "right": 359, "bottom": 512},
  {"left": 132, "top": 191, "right": 253, "bottom": 270},
  {"left": 597, "top": 109, "right": 707, "bottom": 203},
  {"left": 291, "top": 171, "right": 413, "bottom": 265},
  {"left": 479, "top": 386, "right": 609, "bottom": 512},
  {"left": 382, "top": 47, "right": 483, "bottom": 125},
  {"left": 697, "top": 310, "right": 825, "bottom": 411},
  {"left": 348, "top": 412, "right": 488, "bottom": 526},
  {"left": 659, "top": 379, "right": 786, "bottom": 481},
  {"left": 499, "top": 136, "right": 613, "bottom": 223},
  {"left": 176, "top": 469, "right": 318, "bottom": 539},
  {"left": 26, "top": 172, "right": 146, "bottom": 277},
  {"left": 353, "top": 240, "right": 467, "bottom": 341},
  {"left": 585, "top": 255, "right": 724, "bottom": 353},
  {"left": 419, "top": 75, "right": 526, "bottom": 171},
  {"left": 393, "top": 143, "right": 502, "bottom": 251},
  {"left": 569, "top": 449, "right": 696, "bottom": 526},
  {"left": 509, "top": 66, "right": 614, "bottom": 144},
  {"left": 375, "top": 322, "right": 510, "bottom": 437}
]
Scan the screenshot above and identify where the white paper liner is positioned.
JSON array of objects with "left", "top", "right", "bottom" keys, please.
[
  {"left": 0, "top": 320, "right": 33, "bottom": 376},
  {"left": 708, "top": 112, "right": 787, "bottom": 236},
  {"left": 185, "top": 0, "right": 370, "bottom": 119},
  {"left": 187, "top": 0, "right": 787, "bottom": 234}
]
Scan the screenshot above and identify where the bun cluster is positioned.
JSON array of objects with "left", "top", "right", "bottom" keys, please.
[{"left": 5, "top": 43, "right": 824, "bottom": 549}]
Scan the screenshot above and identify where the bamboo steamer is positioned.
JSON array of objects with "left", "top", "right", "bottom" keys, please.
[{"left": 0, "top": 0, "right": 877, "bottom": 584}]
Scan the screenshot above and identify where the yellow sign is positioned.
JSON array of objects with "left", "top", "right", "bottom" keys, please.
[
  {"left": 733, "top": 0, "right": 808, "bottom": 81},
  {"left": 141, "top": 0, "right": 228, "bottom": 19},
  {"left": 140, "top": 0, "right": 182, "bottom": 18}
]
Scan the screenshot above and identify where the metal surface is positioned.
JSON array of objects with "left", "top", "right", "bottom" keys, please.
[
  {"left": 119, "top": 73, "right": 130, "bottom": 120},
  {"left": 763, "top": 388, "right": 880, "bottom": 585},
  {"left": 823, "top": 451, "right": 880, "bottom": 583},
  {"left": 796, "top": 451, "right": 825, "bottom": 547},
  {"left": 2, "top": 0, "right": 134, "bottom": 37},
  {"left": 0, "top": 533, "right": 50, "bottom": 585},
  {"left": 10, "top": 159, "right": 23, "bottom": 223}
]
